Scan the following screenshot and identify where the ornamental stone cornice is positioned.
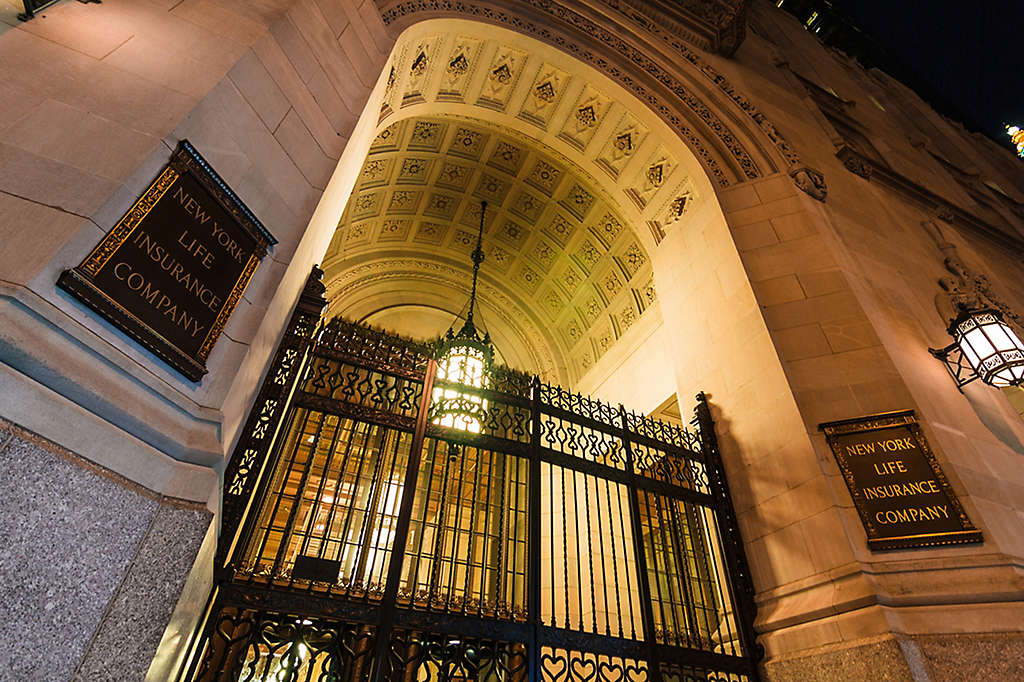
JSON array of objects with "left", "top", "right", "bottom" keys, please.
[
  {"left": 376, "top": 0, "right": 823, "bottom": 196},
  {"left": 604, "top": 0, "right": 748, "bottom": 57},
  {"left": 837, "top": 145, "right": 1024, "bottom": 254}
]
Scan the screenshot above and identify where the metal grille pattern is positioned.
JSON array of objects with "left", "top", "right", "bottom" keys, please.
[
  {"left": 237, "top": 410, "right": 413, "bottom": 601},
  {"left": 398, "top": 440, "right": 529, "bottom": 619},
  {"left": 195, "top": 609, "right": 375, "bottom": 682},
  {"left": 189, "top": 313, "right": 760, "bottom": 681}
]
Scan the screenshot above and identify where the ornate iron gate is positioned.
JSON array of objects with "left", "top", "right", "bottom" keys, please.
[{"left": 182, "top": 268, "right": 761, "bottom": 681}]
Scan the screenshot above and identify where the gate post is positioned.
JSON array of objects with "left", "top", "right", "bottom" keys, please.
[
  {"left": 369, "top": 355, "right": 437, "bottom": 682},
  {"left": 527, "top": 376, "right": 542, "bottom": 681},
  {"left": 215, "top": 265, "right": 328, "bottom": 572},
  {"left": 692, "top": 393, "right": 765, "bottom": 669},
  {"left": 179, "top": 265, "right": 328, "bottom": 681}
]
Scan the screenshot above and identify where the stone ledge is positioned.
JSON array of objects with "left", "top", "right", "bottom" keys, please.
[
  {"left": 0, "top": 285, "right": 225, "bottom": 468},
  {"left": 0, "top": 369, "right": 218, "bottom": 503}
]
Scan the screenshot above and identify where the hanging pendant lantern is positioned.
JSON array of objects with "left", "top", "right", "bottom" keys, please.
[
  {"left": 431, "top": 201, "right": 494, "bottom": 433},
  {"left": 932, "top": 308, "right": 1024, "bottom": 388}
]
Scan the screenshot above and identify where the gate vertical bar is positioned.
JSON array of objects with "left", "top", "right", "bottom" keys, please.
[
  {"left": 183, "top": 265, "right": 327, "bottom": 681},
  {"left": 370, "top": 357, "right": 437, "bottom": 682},
  {"left": 618, "top": 406, "right": 663, "bottom": 682},
  {"left": 216, "top": 265, "right": 328, "bottom": 573},
  {"left": 527, "top": 377, "right": 542, "bottom": 681},
  {"left": 693, "top": 392, "right": 764, "bottom": 674}
]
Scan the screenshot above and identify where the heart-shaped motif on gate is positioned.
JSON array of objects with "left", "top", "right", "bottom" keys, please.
[
  {"left": 623, "top": 662, "right": 647, "bottom": 682},
  {"left": 569, "top": 654, "right": 597, "bottom": 682},
  {"left": 540, "top": 652, "right": 568, "bottom": 681}
]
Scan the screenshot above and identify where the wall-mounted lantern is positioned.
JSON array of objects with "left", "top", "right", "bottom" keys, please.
[
  {"left": 1007, "top": 124, "right": 1024, "bottom": 159},
  {"left": 931, "top": 308, "right": 1024, "bottom": 388},
  {"left": 930, "top": 251, "right": 1024, "bottom": 390},
  {"left": 430, "top": 202, "right": 493, "bottom": 433}
]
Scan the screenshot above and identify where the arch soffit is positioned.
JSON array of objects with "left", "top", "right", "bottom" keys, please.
[
  {"left": 375, "top": 0, "right": 826, "bottom": 199},
  {"left": 320, "top": 16, "right": 798, "bottom": 385},
  {"left": 325, "top": 253, "right": 561, "bottom": 380},
  {"left": 322, "top": 111, "right": 664, "bottom": 385},
  {"left": 323, "top": 22, "right": 719, "bottom": 385}
]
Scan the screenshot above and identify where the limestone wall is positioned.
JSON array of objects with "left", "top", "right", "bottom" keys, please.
[
  {"left": 0, "top": 0, "right": 392, "bottom": 482},
  {"left": 671, "top": 2, "right": 1024, "bottom": 674},
  {"left": 1, "top": 0, "right": 1023, "bottom": 678},
  {"left": 0, "top": 2, "right": 393, "bottom": 678}
]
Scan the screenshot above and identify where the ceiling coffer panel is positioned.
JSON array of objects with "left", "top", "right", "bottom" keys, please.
[{"left": 326, "top": 116, "right": 661, "bottom": 382}]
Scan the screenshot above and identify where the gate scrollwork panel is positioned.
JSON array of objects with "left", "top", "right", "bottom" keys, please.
[{"left": 186, "top": 305, "right": 760, "bottom": 682}]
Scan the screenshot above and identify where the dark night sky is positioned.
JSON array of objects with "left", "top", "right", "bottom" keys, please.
[{"left": 824, "top": 0, "right": 1018, "bottom": 146}]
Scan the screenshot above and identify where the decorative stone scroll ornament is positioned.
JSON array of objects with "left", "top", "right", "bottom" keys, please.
[
  {"left": 841, "top": 152, "right": 873, "bottom": 180},
  {"left": 934, "top": 253, "right": 1024, "bottom": 332},
  {"left": 789, "top": 165, "right": 828, "bottom": 201},
  {"left": 379, "top": 0, "right": 819, "bottom": 189},
  {"left": 929, "top": 240, "right": 1024, "bottom": 388}
]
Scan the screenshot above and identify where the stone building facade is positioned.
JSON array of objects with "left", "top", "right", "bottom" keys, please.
[{"left": 0, "top": 0, "right": 1022, "bottom": 679}]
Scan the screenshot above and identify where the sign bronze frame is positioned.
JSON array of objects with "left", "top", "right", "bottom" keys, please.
[
  {"left": 820, "top": 410, "right": 982, "bottom": 551},
  {"left": 57, "top": 140, "right": 276, "bottom": 382}
]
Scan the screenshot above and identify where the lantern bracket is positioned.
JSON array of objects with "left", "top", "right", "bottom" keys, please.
[{"left": 929, "top": 342, "right": 978, "bottom": 391}]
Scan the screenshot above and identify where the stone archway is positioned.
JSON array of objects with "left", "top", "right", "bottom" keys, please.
[
  {"left": 151, "top": 5, "right": 832, "bottom": 677},
  {"left": 315, "top": 18, "right": 760, "bottom": 400},
  {"left": 283, "top": 15, "right": 832, "bottom": 677},
  {"left": 376, "top": 0, "right": 822, "bottom": 194}
]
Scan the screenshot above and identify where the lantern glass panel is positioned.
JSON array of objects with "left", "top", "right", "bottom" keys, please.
[
  {"left": 953, "top": 311, "right": 1024, "bottom": 387},
  {"left": 432, "top": 343, "right": 488, "bottom": 432}
]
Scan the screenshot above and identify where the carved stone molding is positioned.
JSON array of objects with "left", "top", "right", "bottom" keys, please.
[
  {"left": 838, "top": 146, "right": 1024, "bottom": 253},
  {"left": 378, "top": 0, "right": 810, "bottom": 189},
  {"left": 789, "top": 165, "right": 828, "bottom": 202},
  {"left": 605, "top": 0, "right": 748, "bottom": 56},
  {"left": 841, "top": 153, "right": 872, "bottom": 180},
  {"left": 327, "top": 257, "right": 563, "bottom": 382},
  {"left": 935, "top": 251, "right": 1024, "bottom": 331}
]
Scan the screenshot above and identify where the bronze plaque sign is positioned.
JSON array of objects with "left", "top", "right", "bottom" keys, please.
[
  {"left": 58, "top": 140, "right": 276, "bottom": 381},
  {"left": 820, "top": 411, "right": 982, "bottom": 550}
]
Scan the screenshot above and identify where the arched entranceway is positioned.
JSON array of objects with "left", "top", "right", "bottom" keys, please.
[
  {"left": 187, "top": 272, "right": 760, "bottom": 681},
  {"left": 172, "top": 14, "right": 788, "bottom": 682},
  {"left": 310, "top": 17, "right": 759, "bottom": 405}
]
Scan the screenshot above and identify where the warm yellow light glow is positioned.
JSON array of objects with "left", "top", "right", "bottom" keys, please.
[
  {"left": 258, "top": 642, "right": 309, "bottom": 682},
  {"left": 1008, "top": 125, "right": 1024, "bottom": 159},
  {"left": 432, "top": 344, "right": 488, "bottom": 432}
]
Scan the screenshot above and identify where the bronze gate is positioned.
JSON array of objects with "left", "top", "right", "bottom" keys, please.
[{"left": 180, "top": 269, "right": 762, "bottom": 681}]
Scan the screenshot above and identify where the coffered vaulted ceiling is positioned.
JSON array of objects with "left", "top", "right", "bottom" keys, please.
[{"left": 322, "top": 27, "right": 706, "bottom": 386}]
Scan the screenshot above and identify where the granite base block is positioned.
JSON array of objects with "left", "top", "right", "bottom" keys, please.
[
  {"left": 762, "top": 636, "right": 915, "bottom": 682},
  {"left": 762, "top": 632, "right": 1024, "bottom": 681},
  {"left": 916, "top": 632, "right": 1024, "bottom": 680},
  {"left": 74, "top": 503, "right": 211, "bottom": 682},
  {"left": 0, "top": 433, "right": 157, "bottom": 681},
  {"left": 0, "top": 418, "right": 212, "bottom": 682}
]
